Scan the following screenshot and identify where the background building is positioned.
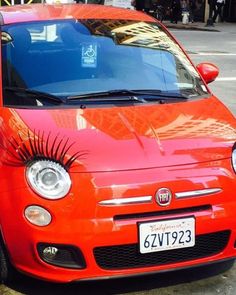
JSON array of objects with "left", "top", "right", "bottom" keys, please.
[
  {"left": 0, "top": 0, "right": 235, "bottom": 22},
  {"left": 224, "top": 0, "right": 236, "bottom": 21}
]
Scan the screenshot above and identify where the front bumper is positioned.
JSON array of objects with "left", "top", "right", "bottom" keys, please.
[{"left": 1, "top": 158, "right": 236, "bottom": 283}]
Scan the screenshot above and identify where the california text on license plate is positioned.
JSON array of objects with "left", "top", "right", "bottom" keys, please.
[{"left": 139, "top": 217, "right": 195, "bottom": 254}]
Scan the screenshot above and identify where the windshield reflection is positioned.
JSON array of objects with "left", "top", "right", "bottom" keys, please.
[{"left": 1, "top": 19, "right": 208, "bottom": 107}]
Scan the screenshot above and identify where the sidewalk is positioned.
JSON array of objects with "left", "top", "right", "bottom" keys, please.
[{"left": 163, "top": 21, "right": 236, "bottom": 33}]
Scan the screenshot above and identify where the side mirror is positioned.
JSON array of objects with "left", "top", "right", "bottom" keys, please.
[{"left": 196, "top": 63, "right": 219, "bottom": 84}]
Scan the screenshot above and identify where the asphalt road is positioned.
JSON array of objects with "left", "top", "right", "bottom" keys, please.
[{"left": 1, "top": 25, "right": 236, "bottom": 295}]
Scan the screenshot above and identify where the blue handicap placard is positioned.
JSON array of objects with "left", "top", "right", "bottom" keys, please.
[{"left": 81, "top": 43, "right": 98, "bottom": 68}]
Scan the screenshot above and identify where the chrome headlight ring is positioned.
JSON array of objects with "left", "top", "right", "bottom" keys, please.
[
  {"left": 26, "top": 160, "right": 71, "bottom": 200},
  {"left": 232, "top": 148, "right": 236, "bottom": 173}
]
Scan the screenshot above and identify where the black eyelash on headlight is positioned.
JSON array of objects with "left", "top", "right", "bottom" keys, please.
[{"left": 1, "top": 130, "right": 87, "bottom": 170}]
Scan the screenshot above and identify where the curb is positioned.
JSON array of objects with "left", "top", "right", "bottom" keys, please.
[{"left": 164, "top": 23, "right": 220, "bottom": 32}]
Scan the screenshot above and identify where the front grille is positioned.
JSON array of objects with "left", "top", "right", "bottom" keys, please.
[
  {"left": 114, "top": 205, "right": 212, "bottom": 221},
  {"left": 94, "top": 230, "right": 230, "bottom": 270}
]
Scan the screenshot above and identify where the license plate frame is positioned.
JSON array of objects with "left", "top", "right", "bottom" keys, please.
[{"left": 138, "top": 216, "right": 195, "bottom": 254}]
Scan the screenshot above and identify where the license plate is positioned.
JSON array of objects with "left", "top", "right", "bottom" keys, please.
[{"left": 139, "top": 217, "right": 195, "bottom": 254}]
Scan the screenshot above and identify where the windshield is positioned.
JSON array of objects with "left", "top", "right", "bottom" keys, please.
[{"left": 1, "top": 19, "right": 208, "bottom": 107}]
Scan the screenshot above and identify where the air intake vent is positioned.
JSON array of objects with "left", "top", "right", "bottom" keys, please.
[
  {"left": 94, "top": 230, "right": 230, "bottom": 270},
  {"left": 114, "top": 205, "right": 212, "bottom": 221}
]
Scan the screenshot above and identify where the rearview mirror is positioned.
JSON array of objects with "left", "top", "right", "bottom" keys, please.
[{"left": 196, "top": 63, "right": 219, "bottom": 84}]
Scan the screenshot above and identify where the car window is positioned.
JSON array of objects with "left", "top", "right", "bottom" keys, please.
[{"left": 1, "top": 19, "right": 208, "bottom": 107}]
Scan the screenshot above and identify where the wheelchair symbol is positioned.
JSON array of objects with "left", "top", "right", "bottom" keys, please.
[{"left": 83, "top": 45, "right": 96, "bottom": 58}]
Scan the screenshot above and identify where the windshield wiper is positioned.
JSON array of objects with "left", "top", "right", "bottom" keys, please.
[
  {"left": 67, "top": 89, "right": 149, "bottom": 103},
  {"left": 129, "top": 89, "right": 190, "bottom": 100},
  {"left": 4, "top": 87, "right": 65, "bottom": 105},
  {"left": 67, "top": 89, "right": 189, "bottom": 102}
]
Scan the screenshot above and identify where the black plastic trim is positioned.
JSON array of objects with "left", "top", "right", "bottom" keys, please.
[{"left": 114, "top": 205, "right": 212, "bottom": 221}]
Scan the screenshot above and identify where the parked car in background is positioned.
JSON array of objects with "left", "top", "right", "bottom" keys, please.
[
  {"left": 0, "top": 3, "right": 236, "bottom": 284},
  {"left": 104, "top": 0, "right": 133, "bottom": 9}
]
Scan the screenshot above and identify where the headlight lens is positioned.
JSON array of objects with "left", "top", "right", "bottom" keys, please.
[
  {"left": 26, "top": 160, "right": 71, "bottom": 199},
  {"left": 232, "top": 149, "right": 236, "bottom": 173}
]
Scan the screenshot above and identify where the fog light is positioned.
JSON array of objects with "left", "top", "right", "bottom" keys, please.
[
  {"left": 38, "top": 243, "right": 86, "bottom": 269},
  {"left": 25, "top": 206, "right": 52, "bottom": 226},
  {"left": 43, "top": 247, "right": 58, "bottom": 260}
]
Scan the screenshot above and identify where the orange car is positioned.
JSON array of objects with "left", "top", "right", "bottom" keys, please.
[{"left": 0, "top": 3, "right": 236, "bottom": 283}]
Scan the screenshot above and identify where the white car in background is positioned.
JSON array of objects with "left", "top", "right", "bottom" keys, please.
[{"left": 104, "top": 0, "right": 133, "bottom": 9}]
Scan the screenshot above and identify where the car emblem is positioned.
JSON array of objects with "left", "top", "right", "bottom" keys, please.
[{"left": 156, "top": 188, "right": 172, "bottom": 206}]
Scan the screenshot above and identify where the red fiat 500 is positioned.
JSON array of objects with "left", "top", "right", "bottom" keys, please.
[{"left": 0, "top": 3, "right": 236, "bottom": 283}]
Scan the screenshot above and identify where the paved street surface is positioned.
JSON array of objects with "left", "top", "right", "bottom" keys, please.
[
  {"left": 1, "top": 22, "right": 236, "bottom": 294},
  {"left": 168, "top": 22, "right": 236, "bottom": 116}
]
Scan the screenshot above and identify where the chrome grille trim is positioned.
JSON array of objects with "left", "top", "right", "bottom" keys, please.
[
  {"left": 99, "top": 196, "right": 152, "bottom": 206},
  {"left": 175, "top": 188, "right": 222, "bottom": 199}
]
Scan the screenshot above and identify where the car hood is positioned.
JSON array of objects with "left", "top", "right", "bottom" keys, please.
[{"left": 8, "top": 96, "right": 236, "bottom": 172}]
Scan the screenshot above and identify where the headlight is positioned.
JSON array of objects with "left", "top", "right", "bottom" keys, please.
[
  {"left": 26, "top": 160, "right": 71, "bottom": 200},
  {"left": 232, "top": 149, "right": 236, "bottom": 173}
]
